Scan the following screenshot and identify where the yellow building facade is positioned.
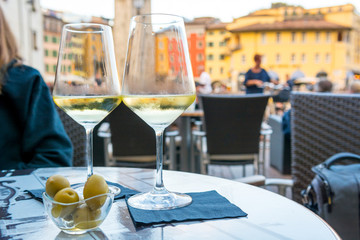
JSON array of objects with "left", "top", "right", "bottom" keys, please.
[
  {"left": 226, "top": 4, "right": 360, "bottom": 89},
  {"left": 205, "top": 23, "right": 231, "bottom": 82}
]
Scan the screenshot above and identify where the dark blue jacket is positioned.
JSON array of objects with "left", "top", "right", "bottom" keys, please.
[
  {"left": 244, "top": 68, "right": 270, "bottom": 94},
  {"left": 0, "top": 63, "right": 72, "bottom": 170}
]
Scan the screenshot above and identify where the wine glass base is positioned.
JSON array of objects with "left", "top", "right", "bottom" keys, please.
[{"left": 127, "top": 190, "right": 192, "bottom": 210}]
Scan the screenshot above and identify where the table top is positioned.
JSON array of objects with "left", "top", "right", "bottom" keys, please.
[{"left": 0, "top": 167, "right": 339, "bottom": 240}]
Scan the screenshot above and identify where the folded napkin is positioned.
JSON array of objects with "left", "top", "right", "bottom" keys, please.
[
  {"left": 26, "top": 181, "right": 139, "bottom": 202},
  {"left": 125, "top": 190, "right": 247, "bottom": 227}
]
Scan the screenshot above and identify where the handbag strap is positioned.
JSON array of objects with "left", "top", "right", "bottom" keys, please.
[{"left": 323, "top": 152, "right": 360, "bottom": 169}]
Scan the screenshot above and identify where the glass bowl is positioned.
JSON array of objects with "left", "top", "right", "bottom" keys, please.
[{"left": 42, "top": 192, "right": 114, "bottom": 234}]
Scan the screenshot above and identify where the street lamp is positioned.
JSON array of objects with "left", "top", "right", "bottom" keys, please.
[{"left": 133, "top": 0, "right": 145, "bottom": 15}]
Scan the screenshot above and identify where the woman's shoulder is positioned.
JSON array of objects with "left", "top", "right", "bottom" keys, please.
[
  {"left": 4, "top": 63, "right": 47, "bottom": 97},
  {"left": 7, "top": 64, "right": 42, "bottom": 81}
]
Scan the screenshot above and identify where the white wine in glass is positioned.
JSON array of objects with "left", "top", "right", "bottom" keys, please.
[
  {"left": 122, "top": 14, "right": 196, "bottom": 210},
  {"left": 53, "top": 24, "right": 121, "bottom": 193}
]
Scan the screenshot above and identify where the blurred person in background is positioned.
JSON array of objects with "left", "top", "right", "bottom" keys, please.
[
  {"left": 314, "top": 79, "right": 333, "bottom": 93},
  {"left": 349, "top": 80, "right": 360, "bottom": 93},
  {"left": 244, "top": 54, "right": 270, "bottom": 94},
  {"left": 197, "top": 65, "right": 212, "bottom": 94},
  {"left": 0, "top": 6, "right": 72, "bottom": 170}
]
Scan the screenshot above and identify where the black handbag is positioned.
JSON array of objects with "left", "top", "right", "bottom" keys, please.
[{"left": 301, "top": 152, "right": 360, "bottom": 240}]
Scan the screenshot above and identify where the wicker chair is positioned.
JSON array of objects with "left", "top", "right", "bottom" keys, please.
[
  {"left": 291, "top": 92, "right": 360, "bottom": 203},
  {"left": 195, "top": 94, "right": 270, "bottom": 175},
  {"left": 56, "top": 106, "right": 86, "bottom": 166}
]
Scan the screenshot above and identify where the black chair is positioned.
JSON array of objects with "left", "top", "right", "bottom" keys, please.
[
  {"left": 98, "top": 102, "right": 176, "bottom": 169},
  {"left": 291, "top": 92, "right": 360, "bottom": 203},
  {"left": 194, "top": 94, "right": 270, "bottom": 175}
]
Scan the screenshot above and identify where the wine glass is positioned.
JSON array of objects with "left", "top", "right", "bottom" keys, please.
[
  {"left": 53, "top": 23, "right": 121, "bottom": 194},
  {"left": 122, "top": 14, "right": 196, "bottom": 210}
]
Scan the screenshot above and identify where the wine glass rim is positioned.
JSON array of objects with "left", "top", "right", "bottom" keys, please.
[
  {"left": 63, "top": 23, "right": 111, "bottom": 33},
  {"left": 131, "top": 13, "right": 184, "bottom": 25}
]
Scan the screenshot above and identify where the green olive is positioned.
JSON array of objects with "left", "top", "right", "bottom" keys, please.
[
  {"left": 83, "top": 175, "right": 108, "bottom": 210},
  {"left": 73, "top": 204, "right": 101, "bottom": 229},
  {"left": 45, "top": 175, "right": 70, "bottom": 198}
]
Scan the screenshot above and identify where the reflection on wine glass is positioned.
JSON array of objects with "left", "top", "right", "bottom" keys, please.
[
  {"left": 53, "top": 23, "right": 121, "bottom": 194},
  {"left": 122, "top": 14, "right": 196, "bottom": 210}
]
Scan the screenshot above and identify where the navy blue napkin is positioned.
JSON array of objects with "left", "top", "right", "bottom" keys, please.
[
  {"left": 26, "top": 181, "right": 138, "bottom": 202},
  {"left": 125, "top": 190, "right": 247, "bottom": 227}
]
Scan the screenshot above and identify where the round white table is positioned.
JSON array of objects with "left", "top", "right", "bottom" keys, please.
[{"left": 0, "top": 167, "right": 339, "bottom": 239}]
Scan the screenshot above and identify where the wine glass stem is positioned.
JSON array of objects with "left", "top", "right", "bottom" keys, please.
[
  {"left": 85, "top": 127, "right": 94, "bottom": 178},
  {"left": 154, "top": 129, "right": 165, "bottom": 192}
]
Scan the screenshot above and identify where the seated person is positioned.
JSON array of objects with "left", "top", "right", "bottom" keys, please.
[
  {"left": 314, "top": 79, "right": 333, "bottom": 93},
  {"left": 0, "top": 7, "right": 72, "bottom": 170}
]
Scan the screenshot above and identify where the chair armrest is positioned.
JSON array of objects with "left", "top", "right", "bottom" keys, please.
[
  {"left": 236, "top": 175, "right": 266, "bottom": 187},
  {"left": 265, "top": 178, "right": 293, "bottom": 187},
  {"left": 97, "top": 122, "right": 111, "bottom": 138},
  {"left": 192, "top": 130, "right": 206, "bottom": 137},
  {"left": 165, "top": 130, "right": 179, "bottom": 137}
]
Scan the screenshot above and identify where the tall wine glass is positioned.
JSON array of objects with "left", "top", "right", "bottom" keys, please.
[
  {"left": 53, "top": 24, "right": 121, "bottom": 192},
  {"left": 122, "top": 14, "right": 196, "bottom": 210}
]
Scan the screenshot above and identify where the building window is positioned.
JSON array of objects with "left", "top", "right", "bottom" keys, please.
[
  {"left": 219, "top": 41, "right": 226, "bottom": 47},
  {"left": 158, "top": 41, "right": 164, "bottom": 49},
  {"left": 276, "top": 53, "right": 281, "bottom": 64},
  {"left": 220, "top": 67, "right": 224, "bottom": 74},
  {"left": 53, "top": 65, "right": 57, "bottom": 72},
  {"left": 291, "top": 53, "right": 296, "bottom": 64},
  {"left": 170, "top": 55, "right": 174, "bottom": 62},
  {"left": 207, "top": 54, "right": 214, "bottom": 60},
  {"left": 68, "top": 66, "right": 71, "bottom": 72},
  {"left": 209, "top": 67, "right": 212, "bottom": 74},
  {"left": 219, "top": 54, "right": 225, "bottom": 60},
  {"left": 302, "top": 53, "right": 306, "bottom": 63},
  {"left": 291, "top": 32, "right": 296, "bottom": 43},
  {"left": 346, "top": 31, "right": 351, "bottom": 43},
  {"left": 346, "top": 52, "right": 350, "bottom": 64},
  {"left": 315, "top": 32, "right": 320, "bottom": 43},
  {"left": 337, "top": 31, "right": 343, "bottom": 42},
  {"left": 159, "top": 53, "right": 164, "bottom": 61},
  {"left": 32, "top": 31, "right": 38, "bottom": 50},
  {"left": 197, "top": 41, "right": 203, "bottom": 49},
  {"left": 52, "top": 36, "right": 57, "bottom": 43},
  {"left": 197, "top": 53, "right": 203, "bottom": 61},
  {"left": 276, "top": 32, "right": 281, "bottom": 43},
  {"left": 207, "top": 42, "right": 214, "bottom": 47},
  {"left": 302, "top": 32, "right": 306, "bottom": 43},
  {"left": 315, "top": 53, "right": 320, "bottom": 63},
  {"left": 44, "top": 35, "right": 48, "bottom": 42},
  {"left": 326, "top": 32, "right": 331, "bottom": 42},
  {"left": 242, "top": 55, "right": 246, "bottom": 65},
  {"left": 52, "top": 50, "right": 57, "bottom": 57},
  {"left": 207, "top": 31, "right": 214, "bottom": 35},
  {"left": 261, "top": 32, "right": 266, "bottom": 44},
  {"left": 45, "top": 64, "right": 49, "bottom": 72},
  {"left": 220, "top": 31, "right": 226, "bottom": 35},
  {"left": 325, "top": 53, "right": 331, "bottom": 63},
  {"left": 45, "top": 49, "right": 48, "bottom": 56}
]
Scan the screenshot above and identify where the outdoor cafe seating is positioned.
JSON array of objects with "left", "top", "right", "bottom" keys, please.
[{"left": 193, "top": 94, "right": 270, "bottom": 176}]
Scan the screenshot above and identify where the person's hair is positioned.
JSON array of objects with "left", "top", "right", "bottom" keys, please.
[
  {"left": 0, "top": 6, "right": 21, "bottom": 93},
  {"left": 254, "top": 54, "right": 262, "bottom": 62},
  {"left": 350, "top": 80, "right": 360, "bottom": 93},
  {"left": 0, "top": 7, "right": 20, "bottom": 68},
  {"left": 316, "top": 80, "right": 333, "bottom": 92}
]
